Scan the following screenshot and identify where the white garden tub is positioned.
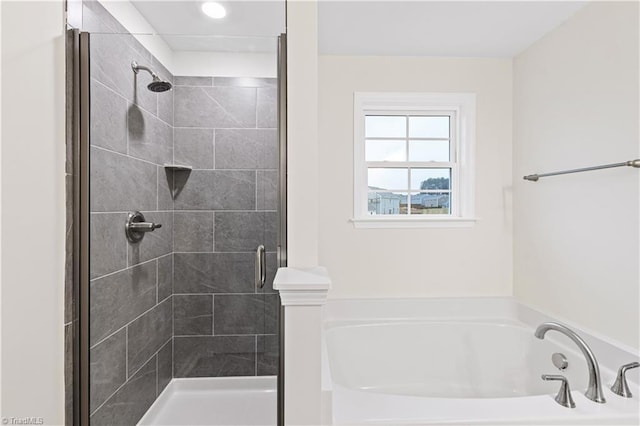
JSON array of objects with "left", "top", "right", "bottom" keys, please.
[{"left": 322, "top": 298, "right": 639, "bottom": 425}]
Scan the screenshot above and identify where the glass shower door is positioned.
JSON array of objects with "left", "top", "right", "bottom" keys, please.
[{"left": 78, "top": 3, "right": 283, "bottom": 421}]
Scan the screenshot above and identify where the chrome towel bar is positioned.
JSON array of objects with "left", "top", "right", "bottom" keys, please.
[{"left": 524, "top": 159, "right": 640, "bottom": 182}]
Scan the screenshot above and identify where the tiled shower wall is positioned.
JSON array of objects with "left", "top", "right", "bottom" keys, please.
[
  {"left": 85, "top": 1, "right": 174, "bottom": 424},
  {"left": 79, "top": 2, "right": 280, "bottom": 425},
  {"left": 171, "top": 76, "right": 280, "bottom": 378}
]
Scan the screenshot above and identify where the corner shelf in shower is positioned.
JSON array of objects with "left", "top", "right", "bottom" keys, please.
[
  {"left": 163, "top": 164, "right": 193, "bottom": 199},
  {"left": 163, "top": 164, "right": 193, "bottom": 172}
]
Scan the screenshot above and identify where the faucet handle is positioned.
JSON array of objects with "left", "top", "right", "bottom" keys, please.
[
  {"left": 542, "top": 374, "right": 576, "bottom": 408},
  {"left": 611, "top": 362, "right": 640, "bottom": 398}
]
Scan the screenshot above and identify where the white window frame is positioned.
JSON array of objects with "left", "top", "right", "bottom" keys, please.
[{"left": 352, "top": 92, "right": 477, "bottom": 229}]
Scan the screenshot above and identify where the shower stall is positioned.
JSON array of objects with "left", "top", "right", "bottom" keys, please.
[{"left": 67, "top": 1, "right": 286, "bottom": 424}]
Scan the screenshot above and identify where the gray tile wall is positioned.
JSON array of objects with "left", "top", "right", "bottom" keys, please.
[
  {"left": 172, "top": 76, "right": 279, "bottom": 379},
  {"left": 85, "top": 2, "right": 174, "bottom": 425},
  {"left": 80, "top": 4, "right": 280, "bottom": 425}
]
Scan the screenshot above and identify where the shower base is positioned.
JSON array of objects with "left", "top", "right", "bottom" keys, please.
[{"left": 138, "top": 376, "right": 277, "bottom": 425}]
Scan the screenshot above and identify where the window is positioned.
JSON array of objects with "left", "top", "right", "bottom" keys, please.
[{"left": 353, "top": 93, "right": 476, "bottom": 228}]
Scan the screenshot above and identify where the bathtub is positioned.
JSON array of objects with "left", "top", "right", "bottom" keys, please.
[{"left": 321, "top": 298, "right": 639, "bottom": 425}]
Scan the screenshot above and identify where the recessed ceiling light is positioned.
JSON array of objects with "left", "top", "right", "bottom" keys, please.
[{"left": 202, "top": 2, "right": 226, "bottom": 19}]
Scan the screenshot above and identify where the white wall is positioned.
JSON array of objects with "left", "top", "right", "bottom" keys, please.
[
  {"left": 171, "top": 51, "right": 276, "bottom": 78},
  {"left": 318, "top": 56, "right": 513, "bottom": 298},
  {"left": 287, "top": 1, "right": 319, "bottom": 268},
  {"left": 0, "top": 1, "right": 66, "bottom": 423},
  {"left": 513, "top": 2, "right": 639, "bottom": 349}
]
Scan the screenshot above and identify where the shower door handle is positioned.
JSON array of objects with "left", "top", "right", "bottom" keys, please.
[{"left": 255, "top": 244, "right": 266, "bottom": 289}]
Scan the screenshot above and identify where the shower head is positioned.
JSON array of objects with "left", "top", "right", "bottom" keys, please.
[
  {"left": 131, "top": 61, "right": 172, "bottom": 93},
  {"left": 147, "top": 77, "right": 173, "bottom": 93}
]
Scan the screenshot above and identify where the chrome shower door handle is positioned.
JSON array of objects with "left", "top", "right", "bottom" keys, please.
[{"left": 256, "top": 244, "right": 266, "bottom": 289}]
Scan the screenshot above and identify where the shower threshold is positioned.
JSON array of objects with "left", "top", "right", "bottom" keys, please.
[{"left": 138, "top": 376, "right": 277, "bottom": 425}]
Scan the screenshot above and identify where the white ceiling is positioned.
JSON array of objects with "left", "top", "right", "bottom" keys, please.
[
  {"left": 319, "top": 1, "right": 588, "bottom": 57},
  {"left": 129, "top": 0, "right": 587, "bottom": 57},
  {"left": 130, "top": 0, "right": 285, "bottom": 52}
]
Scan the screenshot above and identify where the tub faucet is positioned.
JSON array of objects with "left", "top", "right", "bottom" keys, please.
[{"left": 534, "top": 322, "right": 606, "bottom": 404}]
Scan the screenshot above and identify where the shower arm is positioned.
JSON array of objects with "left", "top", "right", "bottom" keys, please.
[{"left": 131, "top": 61, "right": 158, "bottom": 79}]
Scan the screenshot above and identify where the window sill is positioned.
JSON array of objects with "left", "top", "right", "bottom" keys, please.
[{"left": 350, "top": 216, "right": 478, "bottom": 229}]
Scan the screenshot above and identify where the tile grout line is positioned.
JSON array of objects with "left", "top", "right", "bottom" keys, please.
[
  {"left": 92, "top": 256, "right": 159, "bottom": 283},
  {"left": 91, "top": 78, "right": 174, "bottom": 129},
  {"left": 125, "top": 82, "right": 130, "bottom": 156},
  {"left": 171, "top": 292, "right": 277, "bottom": 297},
  {"left": 92, "top": 144, "right": 163, "bottom": 169},
  {"left": 156, "top": 260, "right": 159, "bottom": 305},
  {"left": 171, "top": 210, "right": 278, "bottom": 213},
  {"left": 212, "top": 211, "right": 215, "bottom": 253},
  {"left": 90, "top": 336, "right": 171, "bottom": 418},
  {"left": 172, "top": 126, "right": 276, "bottom": 131},
  {"left": 90, "top": 287, "right": 168, "bottom": 350},
  {"left": 91, "top": 210, "right": 175, "bottom": 215},
  {"left": 173, "top": 333, "right": 274, "bottom": 338},
  {"left": 125, "top": 327, "right": 129, "bottom": 381},
  {"left": 172, "top": 250, "right": 277, "bottom": 254},
  {"left": 171, "top": 333, "right": 175, "bottom": 381},
  {"left": 156, "top": 165, "right": 160, "bottom": 211},
  {"left": 155, "top": 354, "right": 159, "bottom": 397}
]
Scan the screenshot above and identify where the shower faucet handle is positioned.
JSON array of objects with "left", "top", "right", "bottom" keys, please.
[
  {"left": 611, "top": 362, "right": 640, "bottom": 398},
  {"left": 542, "top": 374, "right": 576, "bottom": 408},
  {"left": 129, "top": 222, "right": 162, "bottom": 231},
  {"left": 125, "top": 211, "right": 162, "bottom": 243}
]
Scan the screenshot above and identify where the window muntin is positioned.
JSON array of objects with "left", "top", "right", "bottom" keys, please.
[{"left": 364, "top": 113, "right": 456, "bottom": 217}]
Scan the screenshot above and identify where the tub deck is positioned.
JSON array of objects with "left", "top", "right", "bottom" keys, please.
[{"left": 322, "top": 297, "right": 639, "bottom": 425}]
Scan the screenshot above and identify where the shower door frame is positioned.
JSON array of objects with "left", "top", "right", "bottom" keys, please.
[
  {"left": 70, "top": 29, "right": 288, "bottom": 426},
  {"left": 277, "top": 32, "right": 288, "bottom": 426},
  {"left": 68, "top": 28, "right": 91, "bottom": 426}
]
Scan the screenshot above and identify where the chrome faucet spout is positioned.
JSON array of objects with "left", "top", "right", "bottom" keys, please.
[{"left": 535, "top": 322, "right": 606, "bottom": 404}]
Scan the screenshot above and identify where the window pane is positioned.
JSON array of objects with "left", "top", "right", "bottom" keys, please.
[
  {"left": 410, "top": 168, "right": 450, "bottom": 190},
  {"left": 366, "top": 139, "right": 406, "bottom": 161},
  {"left": 409, "top": 140, "right": 450, "bottom": 162},
  {"left": 409, "top": 116, "right": 449, "bottom": 138},
  {"left": 410, "top": 192, "right": 450, "bottom": 215},
  {"left": 365, "top": 116, "right": 406, "bottom": 138},
  {"left": 368, "top": 168, "right": 407, "bottom": 190},
  {"left": 368, "top": 191, "right": 408, "bottom": 215}
]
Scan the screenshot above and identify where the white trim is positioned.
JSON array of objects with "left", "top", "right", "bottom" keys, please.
[
  {"left": 353, "top": 92, "right": 476, "bottom": 228},
  {"left": 279, "top": 290, "right": 330, "bottom": 306},
  {"left": 273, "top": 267, "right": 332, "bottom": 306},
  {"left": 350, "top": 216, "right": 478, "bottom": 229}
]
